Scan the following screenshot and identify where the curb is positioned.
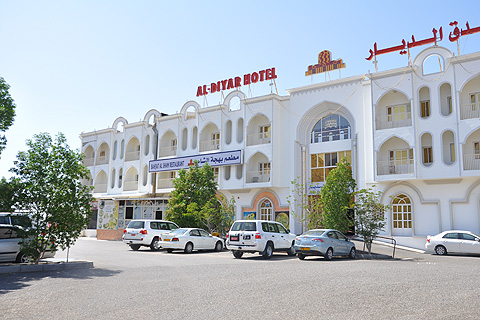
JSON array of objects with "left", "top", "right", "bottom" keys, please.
[
  {"left": 0, "top": 261, "right": 94, "bottom": 274},
  {"left": 355, "top": 251, "right": 392, "bottom": 260}
]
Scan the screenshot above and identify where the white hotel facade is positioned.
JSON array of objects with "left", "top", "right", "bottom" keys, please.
[{"left": 81, "top": 46, "right": 480, "bottom": 249}]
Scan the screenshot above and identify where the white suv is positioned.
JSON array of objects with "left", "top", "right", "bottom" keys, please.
[
  {"left": 122, "top": 220, "right": 179, "bottom": 251},
  {"left": 226, "top": 220, "right": 297, "bottom": 259}
]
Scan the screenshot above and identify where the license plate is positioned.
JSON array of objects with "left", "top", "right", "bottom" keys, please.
[
  {"left": 130, "top": 233, "right": 136, "bottom": 236},
  {"left": 300, "top": 247, "right": 310, "bottom": 251},
  {"left": 230, "top": 236, "right": 239, "bottom": 241},
  {"left": 164, "top": 239, "right": 170, "bottom": 241}
]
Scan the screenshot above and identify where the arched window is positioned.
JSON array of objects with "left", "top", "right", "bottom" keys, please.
[
  {"left": 259, "top": 199, "right": 273, "bottom": 221},
  {"left": 392, "top": 194, "right": 412, "bottom": 233},
  {"left": 311, "top": 114, "right": 351, "bottom": 143}
]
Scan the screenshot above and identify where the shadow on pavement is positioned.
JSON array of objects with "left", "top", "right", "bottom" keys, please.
[{"left": 0, "top": 267, "right": 122, "bottom": 295}]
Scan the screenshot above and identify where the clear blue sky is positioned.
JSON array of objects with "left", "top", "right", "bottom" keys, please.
[{"left": 1, "top": 0, "right": 479, "bottom": 178}]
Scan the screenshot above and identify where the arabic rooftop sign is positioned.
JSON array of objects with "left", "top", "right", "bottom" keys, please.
[
  {"left": 305, "top": 50, "right": 345, "bottom": 76},
  {"left": 366, "top": 20, "right": 480, "bottom": 61},
  {"left": 149, "top": 150, "right": 242, "bottom": 173}
]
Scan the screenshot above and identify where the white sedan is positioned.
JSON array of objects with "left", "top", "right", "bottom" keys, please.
[
  {"left": 159, "top": 228, "right": 224, "bottom": 253},
  {"left": 426, "top": 230, "right": 480, "bottom": 255}
]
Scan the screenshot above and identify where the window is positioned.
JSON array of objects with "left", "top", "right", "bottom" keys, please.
[
  {"left": 100, "top": 151, "right": 105, "bottom": 157},
  {"left": 311, "top": 151, "right": 351, "bottom": 182},
  {"left": 259, "top": 199, "right": 273, "bottom": 221},
  {"left": 387, "top": 104, "right": 411, "bottom": 122},
  {"left": 447, "top": 96, "right": 452, "bottom": 114},
  {"left": 190, "top": 230, "right": 201, "bottom": 236},
  {"left": 125, "top": 207, "right": 133, "bottom": 220},
  {"left": 392, "top": 194, "right": 412, "bottom": 229},
  {"left": 450, "top": 143, "right": 456, "bottom": 162},
  {"left": 474, "top": 142, "right": 480, "bottom": 159},
  {"left": 389, "top": 149, "right": 413, "bottom": 165},
  {"left": 155, "top": 210, "right": 163, "bottom": 220},
  {"left": 443, "top": 233, "right": 458, "bottom": 239},
  {"left": 311, "top": 114, "right": 351, "bottom": 143},
  {"left": 461, "top": 233, "right": 476, "bottom": 241},
  {"left": 423, "top": 147, "right": 433, "bottom": 164},
  {"left": 420, "top": 100, "right": 430, "bottom": 118},
  {"left": 212, "top": 132, "right": 220, "bottom": 145},
  {"left": 199, "top": 229, "right": 209, "bottom": 237},
  {"left": 470, "top": 93, "right": 480, "bottom": 111},
  {"left": 171, "top": 139, "right": 177, "bottom": 150},
  {"left": 259, "top": 162, "right": 271, "bottom": 176},
  {"left": 259, "top": 125, "right": 271, "bottom": 141}
]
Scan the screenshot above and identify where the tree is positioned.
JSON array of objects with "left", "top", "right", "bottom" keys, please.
[
  {"left": 10, "top": 132, "right": 93, "bottom": 264},
  {"left": 165, "top": 161, "right": 218, "bottom": 228},
  {"left": 196, "top": 194, "right": 236, "bottom": 237},
  {"left": 287, "top": 178, "right": 324, "bottom": 229},
  {"left": 353, "top": 187, "right": 388, "bottom": 253},
  {"left": 320, "top": 157, "right": 356, "bottom": 233},
  {"left": 0, "top": 76, "right": 16, "bottom": 157},
  {"left": 0, "top": 177, "right": 20, "bottom": 212}
]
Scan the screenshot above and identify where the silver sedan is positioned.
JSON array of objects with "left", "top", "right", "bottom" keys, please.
[
  {"left": 294, "top": 229, "right": 356, "bottom": 260},
  {"left": 426, "top": 230, "right": 480, "bottom": 255}
]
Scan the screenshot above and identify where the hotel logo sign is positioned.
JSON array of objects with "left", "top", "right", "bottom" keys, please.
[{"left": 305, "top": 50, "right": 345, "bottom": 76}]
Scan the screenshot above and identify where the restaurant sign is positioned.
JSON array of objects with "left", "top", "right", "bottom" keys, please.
[{"left": 149, "top": 150, "right": 242, "bottom": 172}]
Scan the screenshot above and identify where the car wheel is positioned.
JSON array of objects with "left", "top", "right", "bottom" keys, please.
[
  {"left": 16, "top": 252, "right": 30, "bottom": 263},
  {"left": 287, "top": 243, "right": 296, "bottom": 256},
  {"left": 233, "top": 251, "right": 243, "bottom": 259},
  {"left": 150, "top": 237, "right": 161, "bottom": 251},
  {"left": 435, "top": 245, "right": 447, "bottom": 255},
  {"left": 348, "top": 247, "right": 356, "bottom": 259},
  {"left": 324, "top": 247, "right": 333, "bottom": 260},
  {"left": 263, "top": 243, "right": 274, "bottom": 259},
  {"left": 167, "top": 249, "right": 173, "bottom": 253},
  {"left": 184, "top": 242, "right": 194, "bottom": 253},
  {"left": 297, "top": 252, "right": 305, "bottom": 260},
  {"left": 130, "top": 244, "right": 141, "bottom": 251},
  {"left": 215, "top": 241, "right": 223, "bottom": 252}
]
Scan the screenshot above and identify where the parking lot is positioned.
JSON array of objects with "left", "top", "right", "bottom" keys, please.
[{"left": 1, "top": 238, "right": 480, "bottom": 320}]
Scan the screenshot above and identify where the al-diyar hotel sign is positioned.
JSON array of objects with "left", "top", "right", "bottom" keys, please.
[{"left": 149, "top": 150, "right": 242, "bottom": 172}]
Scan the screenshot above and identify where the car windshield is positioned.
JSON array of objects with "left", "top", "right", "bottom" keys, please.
[
  {"left": 169, "top": 228, "right": 189, "bottom": 235},
  {"left": 231, "top": 222, "right": 257, "bottom": 231},
  {"left": 303, "top": 230, "right": 326, "bottom": 236},
  {"left": 127, "top": 221, "right": 145, "bottom": 229}
]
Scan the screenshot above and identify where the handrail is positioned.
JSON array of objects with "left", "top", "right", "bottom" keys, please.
[{"left": 362, "top": 235, "right": 396, "bottom": 258}]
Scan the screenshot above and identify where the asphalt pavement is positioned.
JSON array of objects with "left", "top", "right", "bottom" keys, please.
[{"left": 1, "top": 237, "right": 479, "bottom": 320}]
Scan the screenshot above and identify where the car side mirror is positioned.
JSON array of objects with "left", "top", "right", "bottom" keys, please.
[
  {"left": 476, "top": 238, "right": 480, "bottom": 242},
  {"left": 287, "top": 229, "right": 290, "bottom": 233},
  {"left": 209, "top": 234, "right": 213, "bottom": 237}
]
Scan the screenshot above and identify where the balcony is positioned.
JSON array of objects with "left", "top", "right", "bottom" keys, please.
[
  {"left": 123, "top": 180, "right": 138, "bottom": 191},
  {"left": 157, "top": 177, "right": 174, "bottom": 189},
  {"left": 311, "top": 127, "right": 351, "bottom": 143},
  {"left": 94, "top": 183, "right": 107, "bottom": 193},
  {"left": 460, "top": 103, "right": 480, "bottom": 120},
  {"left": 246, "top": 170, "right": 271, "bottom": 183},
  {"left": 84, "top": 157, "right": 94, "bottom": 167},
  {"left": 125, "top": 151, "right": 140, "bottom": 162},
  {"left": 247, "top": 133, "right": 271, "bottom": 146},
  {"left": 158, "top": 145, "right": 177, "bottom": 158},
  {"left": 377, "top": 160, "right": 414, "bottom": 175},
  {"left": 200, "top": 140, "right": 220, "bottom": 152},
  {"left": 376, "top": 114, "right": 412, "bottom": 130},
  {"left": 463, "top": 154, "right": 480, "bottom": 170}
]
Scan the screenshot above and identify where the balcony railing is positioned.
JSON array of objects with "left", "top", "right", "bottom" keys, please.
[
  {"left": 377, "top": 160, "right": 414, "bottom": 175},
  {"left": 158, "top": 145, "right": 177, "bottom": 157},
  {"left": 125, "top": 150, "right": 140, "bottom": 161},
  {"left": 199, "top": 140, "right": 220, "bottom": 152},
  {"left": 246, "top": 170, "right": 271, "bottom": 183},
  {"left": 463, "top": 154, "right": 480, "bottom": 170},
  {"left": 460, "top": 103, "right": 480, "bottom": 120},
  {"left": 247, "top": 133, "right": 271, "bottom": 146},
  {"left": 311, "top": 127, "right": 351, "bottom": 143},
  {"left": 123, "top": 180, "right": 138, "bottom": 191},
  {"left": 84, "top": 158, "right": 94, "bottom": 167},
  {"left": 95, "top": 155, "right": 108, "bottom": 165},
  {"left": 94, "top": 183, "right": 107, "bottom": 193},
  {"left": 157, "top": 178, "right": 174, "bottom": 189},
  {"left": 376, "top": 114, "right": 412, "bottom": 130}
]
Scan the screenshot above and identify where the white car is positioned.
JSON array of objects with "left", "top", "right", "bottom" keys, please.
[
  {"left": 159, "top": 228, "right": 224, "bottom": 253},
  {"left": 226, "top": 220, "right": 297, "bottom": 259},
  {"left": 122, "top": 220, "right": 179, "bottom": 251},
  {"left": 0, "top": 224, "right": 55, "bottom": 263},
  {"left": 426, "top": 230, "right": 480, "bottom": 255}
]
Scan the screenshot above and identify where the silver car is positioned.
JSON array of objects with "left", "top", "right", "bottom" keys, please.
[
  {"left": 295, "top": 229, "right": 356, "bottom": 260},
  {"left": 0, "top": 224, "right": 55, "bottom": 263},
  {"left": 426, "top": 230, "right": 480, "bottom": 255}
]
